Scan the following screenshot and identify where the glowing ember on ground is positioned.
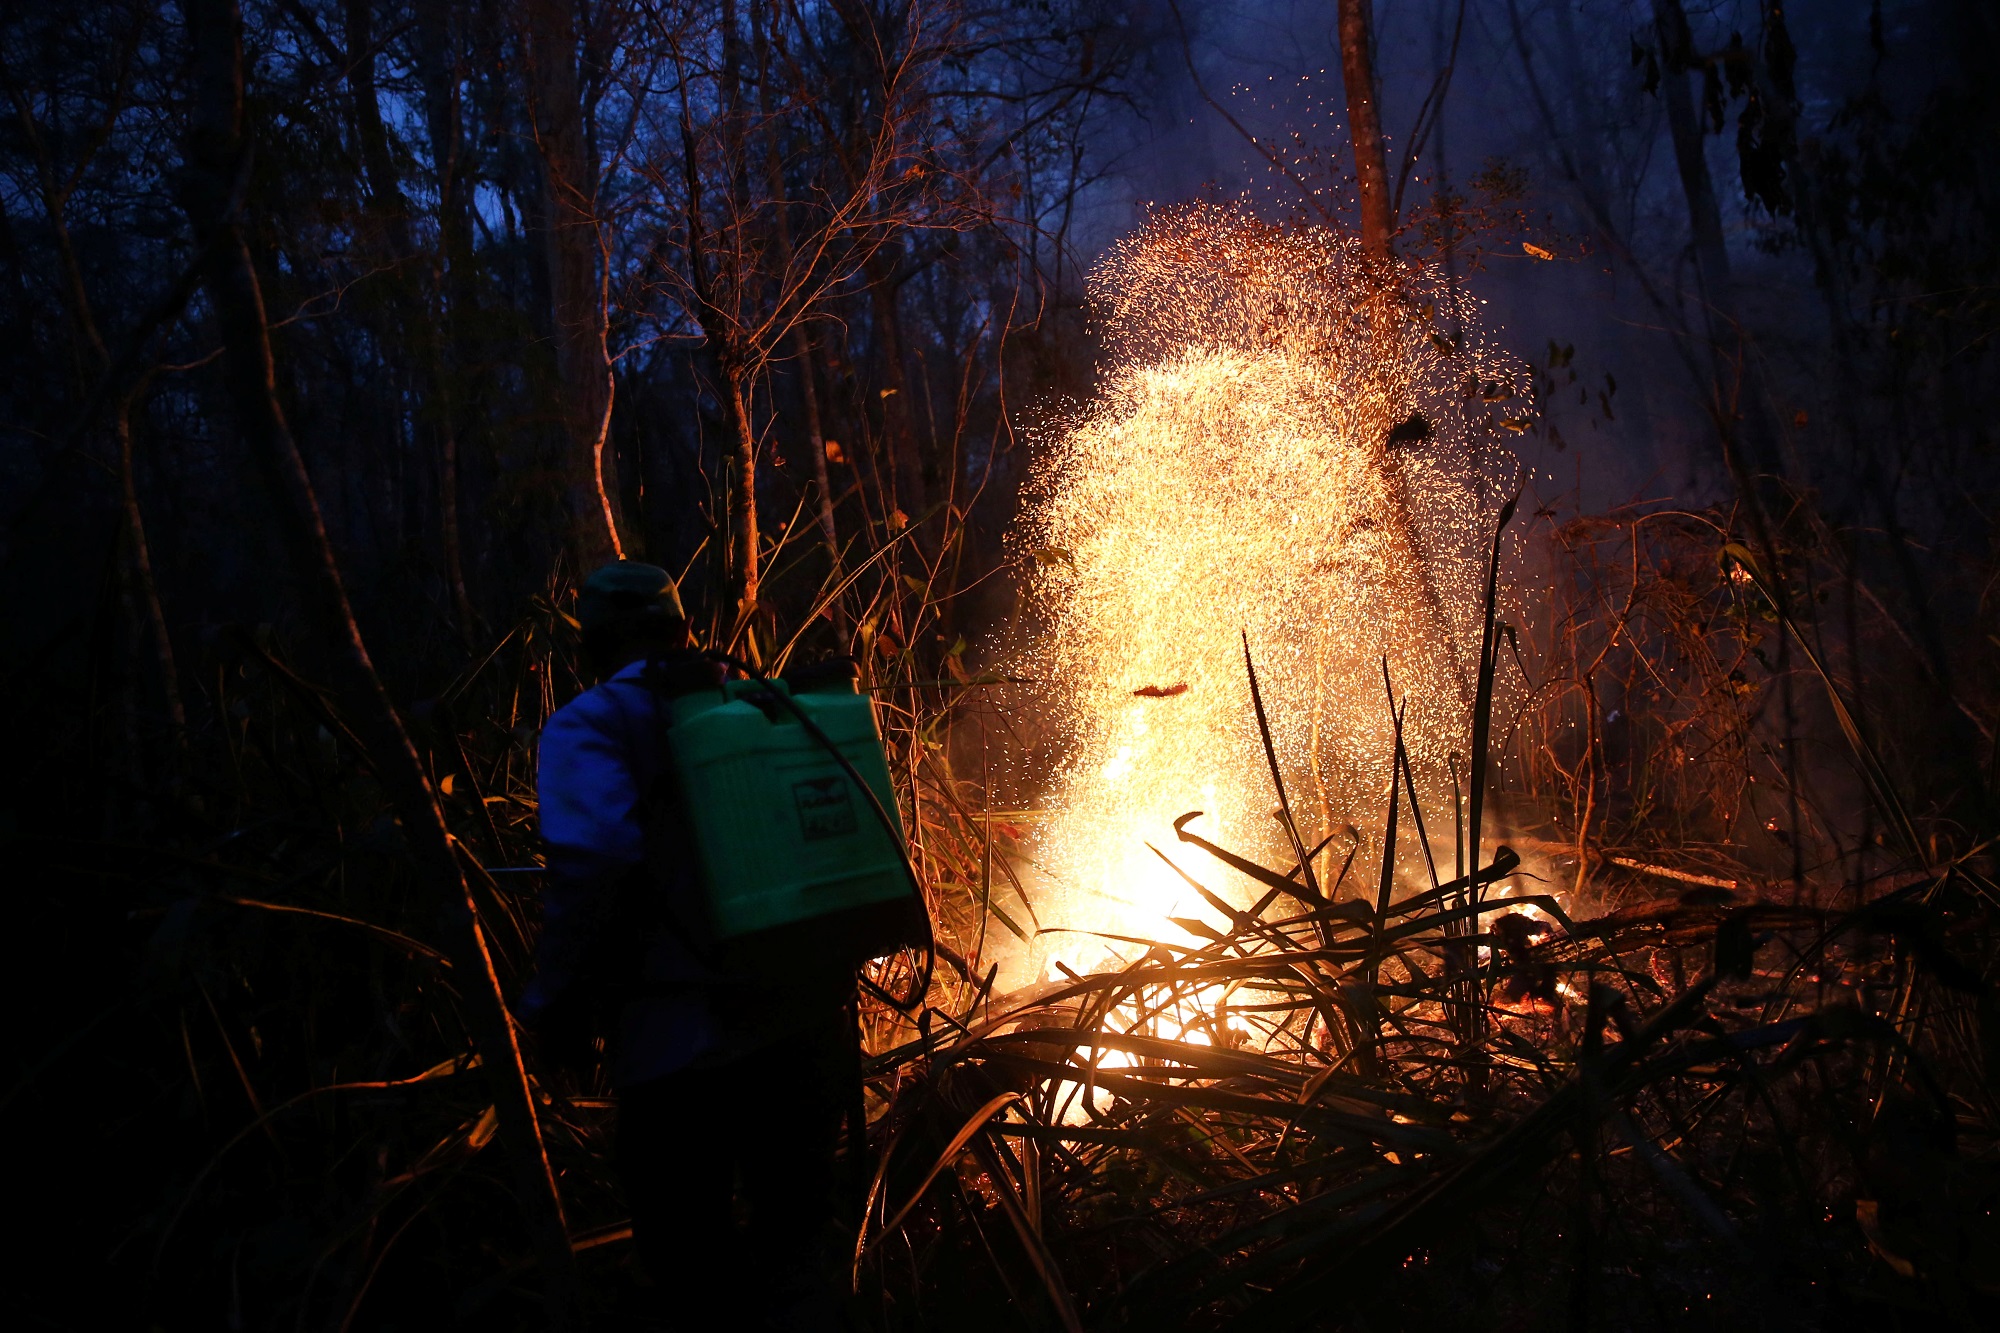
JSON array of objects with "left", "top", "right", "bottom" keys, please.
[{"left": 1004, "top": 207, "right": 1528, "bottom": 985}]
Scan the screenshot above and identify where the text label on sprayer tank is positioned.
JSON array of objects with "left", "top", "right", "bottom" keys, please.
[{"left": 793, "top": 777, "right": 857, "bottom": 840}]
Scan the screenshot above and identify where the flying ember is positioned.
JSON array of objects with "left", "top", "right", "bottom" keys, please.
[{"left": 1005, "top": 206, "right": 1528, "bottom": 985}]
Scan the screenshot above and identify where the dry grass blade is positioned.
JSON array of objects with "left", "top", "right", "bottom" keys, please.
[
  {"left": 867, "top": 1091, "right": 1024, "bottom": 1247},
  {"left": 210, "top": 895, "right": 451, "bottom": 965},
  {"left": 1241, "top": 632, "right": 1322, "bottom": 902}
]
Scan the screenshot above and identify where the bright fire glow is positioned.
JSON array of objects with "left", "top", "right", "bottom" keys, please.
[
  {"left": 1005, "top": 207, "right": 1526, "bottom": 984},
  {"left": 1048, "top": 983, "right": 1255, "bottom": 1124}
]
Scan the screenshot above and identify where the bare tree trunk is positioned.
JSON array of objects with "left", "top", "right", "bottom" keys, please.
[
  {"left": 114, "top": 395, "right": 186, "bottom": 752},
  {"left": 1651, "top": 0, "right": 1804, "bottom": 878},
  {"left": 796, "top": 324, "right": 840, "bottom": 560},
  {"left": 675, "top": 76, "right": 763, "bottom": 640},
  {"left": 1333, "top": 1, "right": 1466, "bottom": 702},
  {"left": 749, "top": 0, "right": 839, "bottom": 567},
  {"left": 1651, "top": 0, "right": 1783, "bottom": 490},
  {"left": 1651, "top": 1, "right": 1732, "bottom": 350},
  {"left": 524, "top": 0, "right": 622, "bottom": 570},
  {"left": 866, "top": 253, "right": 926, "bottom": 523},
  {"left": 411, "top": 0, "right": 480, "bottom": 637},
  {"left": 344, "top": 0, "right": 410, "bottom": 247},
  {"left": 1337, "top": 0, "right": 1393, "bottom": 257},
  {"left": 350, "top": 0, "right": 478, "bottom": 642},
  {"left": 725, "top": 357, "right": 761, "bottom": 637},
  {"left": 178, "top": 4, "right": 577, "bottom": 1321},
  {"left": 437, "top": 412, "right": 476, "bottom": 635},
  {"left": 719, "top": 0, "right": 761, "bottom": 638},
  {"left": 6, "top": 52, "right": 187, "bottom": 764}
]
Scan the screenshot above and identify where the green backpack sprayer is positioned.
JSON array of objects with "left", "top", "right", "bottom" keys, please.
[{"left": 645, "top": 652, "right": 932, "bottom": 1002}]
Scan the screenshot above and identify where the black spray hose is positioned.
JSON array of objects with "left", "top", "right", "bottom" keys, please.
[{"left": 703, "top": 651, "right": 936, "bottom": 1013}]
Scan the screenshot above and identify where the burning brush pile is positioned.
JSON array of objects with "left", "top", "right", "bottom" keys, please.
[{"left": 847, "top": 213, "right": 1997, "bottom": 1330}]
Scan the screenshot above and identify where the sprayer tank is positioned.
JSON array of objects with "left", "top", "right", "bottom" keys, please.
[{"left": 665, "top": 672, "right": 916, "bottom": 957}]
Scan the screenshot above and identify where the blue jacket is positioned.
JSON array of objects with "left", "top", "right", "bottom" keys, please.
[{"left": 524, "top": 659, "right": 799, "bottom": 1085}]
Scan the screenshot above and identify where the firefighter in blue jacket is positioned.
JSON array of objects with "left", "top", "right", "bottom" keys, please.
[{"left": 525, "top": 560, "right": 851, "bottom": 1331}]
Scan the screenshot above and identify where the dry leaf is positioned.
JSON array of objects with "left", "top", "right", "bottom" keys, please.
[{"left": 1523, "top": 242, "right": 1555, "bottom": 260}]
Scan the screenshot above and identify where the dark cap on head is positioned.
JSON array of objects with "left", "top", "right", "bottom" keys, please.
[{"left": 576, "top": 561, "right": 685, "bottom": 634}]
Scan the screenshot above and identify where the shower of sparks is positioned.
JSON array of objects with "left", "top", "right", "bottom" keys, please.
[{"left": 1005, "top": 206, "right": 1528, "bottom": 983}]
